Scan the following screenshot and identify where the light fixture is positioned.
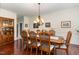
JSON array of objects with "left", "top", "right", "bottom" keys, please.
[{"left": 34, "top": 3, "right": 44, "bottom": 26}]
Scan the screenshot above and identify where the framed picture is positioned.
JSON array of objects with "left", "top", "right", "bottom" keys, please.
[
  {"left": 25, "top": 24, "right": 28, "bottom": 27},
  {"left": 45, "top": 22, "right": 50, "bottom": 27},
  {"left": 33, "top": 23, "right": 39, "bottom": 28},
  {"left": 61, "top": 21, "right": 71, "bottom": 28}
]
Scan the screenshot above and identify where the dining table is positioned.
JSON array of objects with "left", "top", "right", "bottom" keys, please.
[
  {"left": 50, "top": 36, "right": 65, "bottom": 45},
  {"left": 28, "top": 34, "right": 65, "bottom": 45}
]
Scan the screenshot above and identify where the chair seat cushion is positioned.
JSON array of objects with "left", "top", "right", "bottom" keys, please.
[
  {"left": 28, "top": 40, "right": 31, "bottom": 44},
  {"left": 41, "top": 44, "right": 54, "bottom": 51},
  {"left": 24, "top": 44, "right": 26, "bottom": 49},
  {"left": 24, "top": 40, "right": 31, "bottom": 44},
  {"left": 50, "top": 45, "right": 54, "bottom": 50},
  {"left": 31, "top": 42, "right": 41, "bottom": 47},
  {"left": 60, "top": 44, "right": 67, "bottom": 48}
]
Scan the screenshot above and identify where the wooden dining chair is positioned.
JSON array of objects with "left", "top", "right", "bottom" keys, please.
[
  {"left": 21, "top": 30, "right": 28, "bottom": 50},
  {"left": 36, "top": 29, "right": 40, "bottom": 34},
  {"left": 39, "top": 32, "right": 54, "bottom": 55},
  {"left": 49, "top": 30, "right": 55, "bottom": 36},
  {"left": 29, "top": 31, "right": 41, "bottom": 55},
  {"left": 56, "top": 31, "right": 72, "bottom": 55}
]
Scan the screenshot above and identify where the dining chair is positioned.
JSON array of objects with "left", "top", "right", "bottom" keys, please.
[
  {"left": 49, "top": 30, "right": 55, "bottom": 36},
  {"left": 36, "top": 29, "right": 40, "bottom": 34},
  {"left": 39, "top": 32, "right": 54, "bottom": 55},
  {"left": 42, "top": 29, "right": 47, "bottom": 32},
  {"left": 56, "top": 31, "right": 72, "bottom": 55},
  {"left": 29, "top": 31, "right": 41, "bottom": 55},
  {"left": 21, "top": 30, "right": 28, "bottom": 50}
]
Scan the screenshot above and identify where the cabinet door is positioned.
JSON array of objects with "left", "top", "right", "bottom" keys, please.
[
  {"left": 0, "top": 35, "right": 3, "bottom": 43},
  {"left": 0, "top": 17, "right": 2, "bottom": 27}
]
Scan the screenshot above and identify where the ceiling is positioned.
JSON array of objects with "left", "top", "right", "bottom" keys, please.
[{"left": 0, "top": 3, "right": 79, "bottom": 16}]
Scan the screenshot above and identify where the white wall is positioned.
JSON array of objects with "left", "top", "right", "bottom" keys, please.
[
  {"left": 0, "top": 8, "right": 17, "bottom": 40},
  {"left": 29, "top": 7, "right": 79, "bottom": 45},
  {"left": 23, "top": 16, "right": 30, "bottom": 30}
]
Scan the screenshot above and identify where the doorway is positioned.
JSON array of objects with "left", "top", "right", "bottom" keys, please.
[{"left": 20, "top": 23, "right": 23, "bottom": 35}]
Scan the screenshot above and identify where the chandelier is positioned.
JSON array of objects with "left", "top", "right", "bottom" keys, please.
[{"left": 34, "top": 3, "right": 44, "bottom": 26}]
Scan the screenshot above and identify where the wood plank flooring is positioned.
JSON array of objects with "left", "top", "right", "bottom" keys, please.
[{"left": 0, "top": 39, "right": 79, "bottom": 55}]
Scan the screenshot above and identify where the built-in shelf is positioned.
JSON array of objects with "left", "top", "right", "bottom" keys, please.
[{"left": 0, "top": 17, "right": 14, "bottom": 46}]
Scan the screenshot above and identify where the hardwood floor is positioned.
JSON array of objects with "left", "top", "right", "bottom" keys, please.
[{"left": 0, "top": 39, "right": 79, "bottom": 55}]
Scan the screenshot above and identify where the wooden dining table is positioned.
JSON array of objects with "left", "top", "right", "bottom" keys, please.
[
  {"left": 50, "top": 36, "right": 65, "bottom": 45},
  {"left": 28, "top": 34, "right": 65, "bottom": 45}
]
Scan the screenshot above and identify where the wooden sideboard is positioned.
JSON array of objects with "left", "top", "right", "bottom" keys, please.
[{"left": 0, "top": 17, "right": 14, "bottom": 46}]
